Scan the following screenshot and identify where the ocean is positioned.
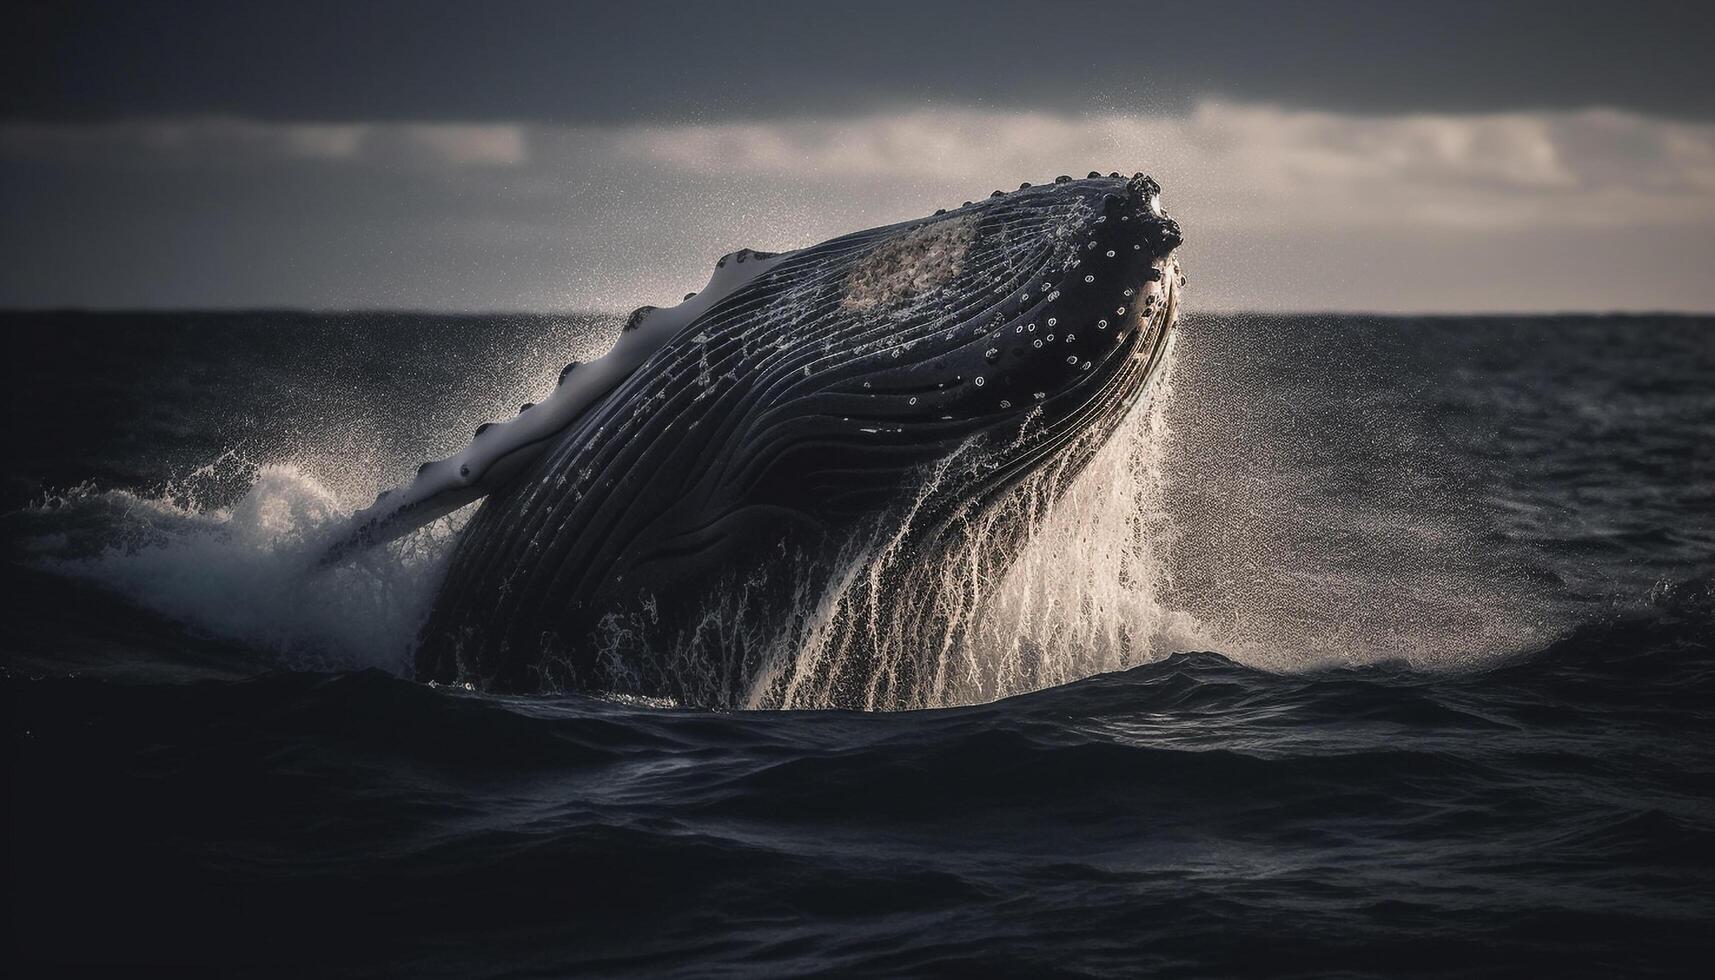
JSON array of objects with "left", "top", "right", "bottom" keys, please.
[{"left": 5, "top": 311, "right": 1713, "bottom": 976}]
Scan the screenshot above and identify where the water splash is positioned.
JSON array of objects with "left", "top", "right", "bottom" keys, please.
[
  {"left": 591, "top": 313, "right": 1552, "bottom": 710},
  {"left": 584, "top": 329, "right": 1198, "bottom": 710},
  {"left": 1154, "top": 314, "right": 1556, "bottom": 671},
  {"left": 19, "top": 455, "right": 462, "bottom": 674},
  {"left": 783, "top": 329, "right": 1203, "bottom": 709},
  {"left": 11, "top": 313, "right": 1551, "bottom": 703}
]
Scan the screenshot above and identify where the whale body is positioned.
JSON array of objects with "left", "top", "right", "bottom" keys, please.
[{"left": 328, "top": 173, "right": 1184, "bottom": 705}]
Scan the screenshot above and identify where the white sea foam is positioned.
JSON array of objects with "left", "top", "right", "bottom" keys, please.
[
  {"left": 762, "top": 327, "right": 1207, "bottom": 709},
  {"left": 25, "top": 458, "right": 463, "bottom": 674}
]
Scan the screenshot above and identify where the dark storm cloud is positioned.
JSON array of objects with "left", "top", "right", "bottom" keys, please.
[{"left": 8, "top": 0, "right": 1714, "bottom": 123}]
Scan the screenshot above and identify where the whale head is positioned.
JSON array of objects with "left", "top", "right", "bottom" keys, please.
[{"left": 651, "top": 171, "right": 1185, "bottom": 526}]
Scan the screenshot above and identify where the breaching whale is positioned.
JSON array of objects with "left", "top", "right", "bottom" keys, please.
[{"left": 323, "top": 173, "right": 1184, "bottom": 705}]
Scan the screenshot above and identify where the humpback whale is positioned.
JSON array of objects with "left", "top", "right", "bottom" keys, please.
[{"left": 325, "top": 173, "right": 1184, "bottom": 705}]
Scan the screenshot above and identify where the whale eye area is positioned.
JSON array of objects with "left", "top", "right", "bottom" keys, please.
[{"left": 841, "top": 216, "right": 979, "bottom": 312}]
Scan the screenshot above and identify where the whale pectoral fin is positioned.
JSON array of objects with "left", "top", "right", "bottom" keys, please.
[
  {"left": 318, "top": 247, "right": 799, "bottom": 569},
  {"left": 318, "top": 349, "right": 619, "bottom": 569},
  {"left": 316, "top": 440, "right": 547, "bottom": 567},
  {"left": 317, "top": 484, "right": 486, "bottom": 567}
]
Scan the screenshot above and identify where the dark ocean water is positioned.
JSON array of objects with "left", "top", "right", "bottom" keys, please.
[{"left": 5, "top": 312, "right": 1714, "bottom": 977}]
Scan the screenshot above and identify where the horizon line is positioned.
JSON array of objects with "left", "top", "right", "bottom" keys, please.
[{"left": 2, "top": 306, "right": 1712, "bottom": 320}]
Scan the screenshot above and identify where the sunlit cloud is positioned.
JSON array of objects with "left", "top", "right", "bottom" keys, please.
[
  {"left": 4, "top": 103, "right": 1713, "bottom": 311},
  {"left": 0, "top": 118, "right": 530, "bottom": 169},
  {"left": 613, "top": 104, "right": 1715, "bottom": 230}
]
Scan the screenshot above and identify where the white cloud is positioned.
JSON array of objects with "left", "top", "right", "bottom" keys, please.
[
  {"left": 4, "top": 104, "right": 1714, "bottom": 311},
  {"left": 609, "top": 104, "right": 1715, "bottom": 231},
  {"left": 0, "top": 118, "right": 529, "bottom": 169},
  {"left": 383, "top": 124, "right": 529, "bottom": 167}
]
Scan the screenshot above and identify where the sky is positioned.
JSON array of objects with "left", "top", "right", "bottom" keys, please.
[{"left": 4, "top": 0, "right": 1714, "bottom": 313}]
